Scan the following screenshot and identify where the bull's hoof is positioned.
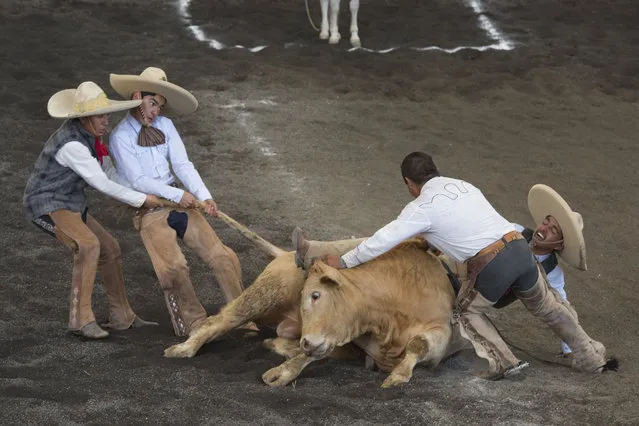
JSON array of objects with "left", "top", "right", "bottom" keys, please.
[
  {"left": 381, "top": 373, "right": 410, "bottom": 388},
  {"left": 262, "top": 365, "right": 297, "bottom": 387},
  {"left": 164, "top": 343, "right": 197, "bottom": 359},
  {"left": 263, "top": 338, "right": 276, "bottom": 350}
]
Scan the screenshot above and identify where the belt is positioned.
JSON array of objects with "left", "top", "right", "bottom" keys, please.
[{"left": 471, "top": 230, "right": 524, "bottom": 260}]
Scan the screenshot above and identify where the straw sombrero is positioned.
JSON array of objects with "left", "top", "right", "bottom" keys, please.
[
  {"left": 528, "top": 184, "right": 587, "bottom": 270},
  {"left": 47, "top": 81, "right": 141, "bottom": 119},
  {"left": 109, "top": 67, "right": 198, "bottom": 116}
]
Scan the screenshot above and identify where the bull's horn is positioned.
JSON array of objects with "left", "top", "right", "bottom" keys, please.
[{"left": 150, "top": 199, "right": 286, "bottom": 258}]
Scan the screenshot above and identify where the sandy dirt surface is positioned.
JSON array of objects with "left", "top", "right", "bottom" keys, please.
[{"left": 1, "top": 0, "right": 638, "bottom": 424}]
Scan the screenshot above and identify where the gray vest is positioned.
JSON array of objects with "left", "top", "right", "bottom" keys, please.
[{"left": 24, "top": 119, "right": 98, "bottom": 221}]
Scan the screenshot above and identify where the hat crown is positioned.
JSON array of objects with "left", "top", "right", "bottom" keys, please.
[
  {"left": 73, "top": 82, "right": 109, "bottom": 114},
  {"left": 139, "top": 67, "right": 168, "bottom": 83}
]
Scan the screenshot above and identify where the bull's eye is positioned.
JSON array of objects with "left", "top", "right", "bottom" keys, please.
[{"left": 311, "top": 291, "right": 320, "bottom": 301}]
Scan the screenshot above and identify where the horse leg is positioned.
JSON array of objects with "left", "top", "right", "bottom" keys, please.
[
  {"left": 319, "top": 0, "right": 329, "bottom": 40},
  {"left": 349, "top": 0, "right": 360, "bottom": 47},
  {"left": 329, "top": 0, "right": 342, "bottom": 44}
]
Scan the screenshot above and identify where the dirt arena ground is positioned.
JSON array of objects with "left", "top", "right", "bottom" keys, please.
[{"left": 1, "top": 0, "right": 638, "bottom": 424}]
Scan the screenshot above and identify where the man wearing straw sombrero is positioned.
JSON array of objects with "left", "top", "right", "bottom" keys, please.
[
  {"left": 24, "top": 81, "right": 163, "bottom": 339},
  {"left": 109, "top": 67, "right": 253, "bottom": 337},
  {"left": 494, "top": 184, "right": 590, "bottom": 358}
]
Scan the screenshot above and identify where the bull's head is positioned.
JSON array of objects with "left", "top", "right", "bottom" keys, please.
[{"left": 299, "top": 261, "right": 358, "bottom": 358}]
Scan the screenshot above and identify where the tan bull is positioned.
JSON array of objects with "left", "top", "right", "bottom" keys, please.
[{"left": 164, "top": 238, "right": 455, "bottom": 388}]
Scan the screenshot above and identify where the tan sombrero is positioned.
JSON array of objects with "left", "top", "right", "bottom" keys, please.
[
  {"left": 528, "top": 184, "right": 587, "bottom": 270},
  {"left": 109, "top": 67, "right": 198, "bottom": 116},
  {"left": 47, "top": 81, "right": 141, "bottom": 119}
]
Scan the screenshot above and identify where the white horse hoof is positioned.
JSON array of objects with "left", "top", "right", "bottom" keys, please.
[
  {"left": 319, "top": 31, "right": 329, "bottom": 40},
  {"left": 329, "top": 34, "right": 341, "bottom": 44},
  {"left": 350, "top": 37, "right": 361, "bottom": 48}
]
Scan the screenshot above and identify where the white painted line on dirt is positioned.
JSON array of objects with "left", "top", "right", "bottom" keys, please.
[
  {"left": 352, "top": 0, "right": 514, "bottom": 53},
  {"left": 217, "top": 100, "right": 279, "bottom": 110},
  {"left": 468, "top": 0, "right": 514, "bottom": 50},
  {"left": 176, "top": 0, "right": 268, "bottom": 52},
  {"left": 238, "top": 112, "right": 277, "bottom": 157},
  {"left": 175, "top": 0, "right": 514, "bottom": 53},
  {"left": 220, "top": 99, "right": 303, "bottom": 193}
]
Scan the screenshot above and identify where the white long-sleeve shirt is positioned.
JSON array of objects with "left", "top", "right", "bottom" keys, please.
[
  {"left": 109, "top": 114, "right": 213, "bottom": 204},
  {"left": 54, "top": 141, "right": 146, "bottom": 208},
  {"left": 341, "top": 176, "right": 515, "bottom": 267}
]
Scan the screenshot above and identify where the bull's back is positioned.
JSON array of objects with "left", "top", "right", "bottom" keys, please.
[{"left": 344, "top": 240, "right": 454, "bottom": 319}]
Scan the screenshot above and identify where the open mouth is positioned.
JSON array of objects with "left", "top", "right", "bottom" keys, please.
[{"left": 535, "top": 231, "right": 546, "bottom": 241}]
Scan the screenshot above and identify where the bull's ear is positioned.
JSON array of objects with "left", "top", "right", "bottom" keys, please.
[
  {"left": 309, "top": 260, "right": 345, "bottom": 287},
  {"left": 320, "top": 275, "right": 341, "bottom": 287},
  {"left": 319, "top": 267, "right": 345, "bottom": 288}
]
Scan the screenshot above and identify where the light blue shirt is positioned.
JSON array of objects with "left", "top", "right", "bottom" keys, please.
[
  {"left": 109, "top": 114, "right": 213, "bottom": 204},
  {"left": 514, "top": 223, "right": 570, "bottom": 353},
  {"left": 513, "top": 223, "right": 566, "bottom": 299}
]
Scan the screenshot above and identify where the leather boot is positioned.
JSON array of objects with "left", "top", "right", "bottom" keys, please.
[
  {"left": 458, "top": 291, "right": 527, "bottom": 380},
  {"left": 72, "top": 321, "right": 109, "bottom": 339},
  {"left": 103, "top": 316, "right": 159, "bottom": 330},
  {"left": 515, "top": 268, "right": 607, "bottom": 373}
]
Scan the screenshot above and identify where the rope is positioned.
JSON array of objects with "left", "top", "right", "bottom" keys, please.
[
  {"left": 115, "top": 200, "right": 286, "bottom": 258},
  {"left": 305, "top": 0, "right": 320, "bottom": 32}
]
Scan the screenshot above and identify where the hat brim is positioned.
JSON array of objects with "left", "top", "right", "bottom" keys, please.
[
  {"left": 528, "top": 184, "right": 587, "bottom": 270},
  {"left": 47, "top": 89, "right": 142, "bottom": 119},
  {"left": 109, "top": 74, "right": 198, "bottom": 116}
]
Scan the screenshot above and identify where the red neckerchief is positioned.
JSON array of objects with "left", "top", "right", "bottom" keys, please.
[{"left": 95, "top": 137, "right": 109, "bottom": 165}]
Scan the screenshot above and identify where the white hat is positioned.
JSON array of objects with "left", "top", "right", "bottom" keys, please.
[
  {"left": 47, "top": 81, "right": 141, "bottom": 119},
  {"left": 528, "top": 184, "right": 587, "bottom": 270},
  {"left": 109, "top": 67, "right": 198, "bottom": 116}
]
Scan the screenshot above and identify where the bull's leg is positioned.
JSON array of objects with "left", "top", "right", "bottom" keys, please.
[
  {"left": 381, "top": 324, "right": 452, "bottom": 388},
  {"left": 164, "top": 254, "right": 301, "bottom": 358},
  {"left": 349, "top": 0, "right": 360, "bottom": 48},
  {"left": 319, "top": 0, "right": 329, "bottom": 40},
  {"left": 329, "top": 0, "right": 341, "bottom": 44},
  {"left": 263, "top": 337, "right": 303, "bottom": 359},
  {"left": 264, "top": 336, "right": 365, "bottom": 364},
  {"left": 163, "top": 310, "right": 237, "bottom": 358},
  {"left": 262, "top": 353, "right": 319, "bottom": 387}
]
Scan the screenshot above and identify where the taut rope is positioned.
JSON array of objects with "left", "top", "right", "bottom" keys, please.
[{"left": 116, "top": 199, "right": 286, "bottom": 258}]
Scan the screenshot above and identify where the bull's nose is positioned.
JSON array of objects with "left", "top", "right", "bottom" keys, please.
[
  {"left": 300, "top": 337, "right": 313, "bottom": 355},
  {"left": 300, "top": 335, "right": 322, "bottom": 356}
]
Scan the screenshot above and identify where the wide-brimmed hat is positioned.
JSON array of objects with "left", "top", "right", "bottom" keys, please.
[
  {"left": 47, "top": 81, "right": 142, "bottom": 119},
  {"left": 528, "top": 184, "right": 587, "bottom": 270},
  {"left": 109, "top": 67, "right": 198, "bottom": 116}
]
